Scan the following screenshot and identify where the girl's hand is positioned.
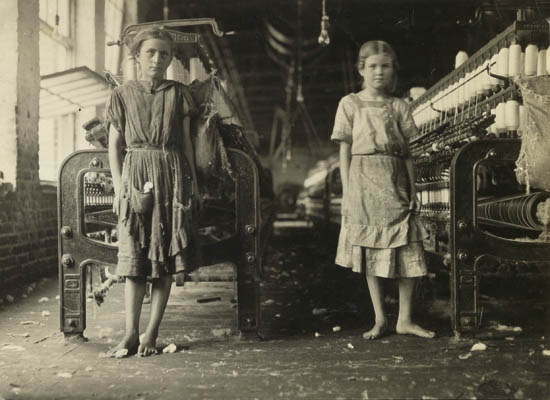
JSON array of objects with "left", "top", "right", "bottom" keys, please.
[{"left": 409, "top": 193, "right": 421, "bottom": 213}]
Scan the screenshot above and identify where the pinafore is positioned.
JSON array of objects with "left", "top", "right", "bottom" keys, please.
[{"left": 331, "top": 93, "right": 428, "bottom": 278}]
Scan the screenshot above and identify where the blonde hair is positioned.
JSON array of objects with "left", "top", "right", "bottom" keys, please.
[
  {"left": 130, "top": 28, "right": 174, "bottom": 58},
  {"left": 357, "top": 40, "right": 399, "bottom": 93}
]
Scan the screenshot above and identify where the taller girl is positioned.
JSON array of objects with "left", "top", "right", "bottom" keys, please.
[
  {"left": 331, "top": 41, "right": 435, "bottom": 339},
  {"left": 107, "top": 28, "right": 201, "bottom": 356}
]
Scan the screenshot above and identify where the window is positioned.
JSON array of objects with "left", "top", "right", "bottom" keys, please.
[
  {"left": 105, "top": 0, "right": 124, "bottom": 76},
  {"left": 39, "top": 0, "right": 74, "bottom": 183},
  {"left": 39, "top": 0, "right": 73, "bottom": 75}
]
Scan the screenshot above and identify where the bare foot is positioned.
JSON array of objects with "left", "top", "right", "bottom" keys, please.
[
  {"left": 396, "top": 321, "right": 436, "bottom": 338},
  {"left": 137, "top": 331, "right": 159, "bottom": 357},
  {"left": 363, "top": 320, "right": 388, "bottom": 340},
  {"left": 107, "top": 332, "right": 139, "bottom": 357}
]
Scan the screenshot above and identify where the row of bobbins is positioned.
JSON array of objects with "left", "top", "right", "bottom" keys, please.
[
  {"left": 412, "top": 42, "right": 548, "bottom": 134},
  {"left": 485, "top": 42, "right": 549, "bottom": 79},
  {"left": 488, "top": 99, "right": 522, "bottom": 136}
]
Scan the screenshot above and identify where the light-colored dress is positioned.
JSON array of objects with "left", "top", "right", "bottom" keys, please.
[
  {"left": 106, "top": 80, "right": 201, "bottom": 278},
  {"left": 331, "top": 92, "right": 428, "bottom": 278}
]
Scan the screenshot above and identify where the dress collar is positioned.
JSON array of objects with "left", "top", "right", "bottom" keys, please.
[
  {"left": 352, "top": 93, "right": 394, "bottom": 108},
  {"left": 127, "top": 79, "right": 176, "bottom": 93}
]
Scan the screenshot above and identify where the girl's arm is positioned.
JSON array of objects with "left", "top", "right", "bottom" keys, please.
[
  {"left": 405, "top": 158, "right": 419, "bottom": 211},
  {"left": 339, "top": 142, "right": 352, "bottom": 198},
  {"left": 108, "top": 125, "right": 123, "bottom": 215}
]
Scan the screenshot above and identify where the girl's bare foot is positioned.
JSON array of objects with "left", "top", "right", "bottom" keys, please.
[
  {"left": 138, "top": 331, "right": 159, "bottom": 357},
  {"left": 363, "top": 319, "right": 388, "bottom": 340},
  {"left": 396, "top": 321, "right": 435, "bottom": 338},
  {"left": 107, "top": 332, "right": 139, "bottom": 356}
]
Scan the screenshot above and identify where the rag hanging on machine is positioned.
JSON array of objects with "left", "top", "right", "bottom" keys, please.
[
  {"left": 515, "top": 75, "right": 550, "bottom": 192},
  {"left": 189, "top": 76, "right": 237, "bottom": 196}
]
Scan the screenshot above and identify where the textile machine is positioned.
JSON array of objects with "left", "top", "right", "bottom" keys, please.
[{"left": 409, "top": 14, "right": 550, "bottom": 335}]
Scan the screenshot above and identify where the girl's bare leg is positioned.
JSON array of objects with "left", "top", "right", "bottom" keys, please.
[
  {"left": 138, "top": 275, "right": 172, "bottom": 356},
  {"left": 364, "top": 275, "right": 388, "bottom": 339},
  {"left": 108, "top": 276, "right": 146, "bottom": 354},
  {"left": 396, "top": 277, "right": 435, "bottom": 338}
]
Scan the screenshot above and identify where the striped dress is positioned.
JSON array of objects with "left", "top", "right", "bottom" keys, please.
[{"left": 106, "top": 80, "right": 201, "bottom": 278}]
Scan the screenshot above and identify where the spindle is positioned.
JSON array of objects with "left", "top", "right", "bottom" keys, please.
[
  {"left": 508, "top": 43, "right": 522, "bottom": 77},
  {"left": 525, "top": 44, "right": 538, "bottom": 76},
  {"left": 489, "top": 53, "right": 500, "bottom": 88},
  {"left": 495, "top": 102, "right": 506, "bottom": 134},
  {"left": 497, "top": 47, "right": 509, "bottom": 77},
  {"left": 455, "top": 50, "right": 469, "bottom": 69},
  {"left": 504, "top": 99, "right": 520, "bottom": 132}
]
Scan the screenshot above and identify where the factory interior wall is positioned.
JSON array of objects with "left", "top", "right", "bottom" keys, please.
[{"left": 0, "top": 0, "right": 139, "bottom": 291}]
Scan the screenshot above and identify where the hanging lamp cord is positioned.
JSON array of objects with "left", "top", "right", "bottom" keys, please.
[{"left": 318, "top": 0, "right": 330, "bottom": 46}]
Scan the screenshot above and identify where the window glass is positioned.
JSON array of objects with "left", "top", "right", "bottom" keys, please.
[
  {"left": 39, "top": 0, "right": 74, "bottom": 183},
  {"left": 104, "top": 0, "right": 124, "bottom": 75},
  {"left": 39, "top": 33, "right": 69, "bottom": 76}
]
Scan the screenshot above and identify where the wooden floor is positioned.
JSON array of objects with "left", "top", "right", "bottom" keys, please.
[{"left": 1, "top": 228, "right": 549, "bottom": 399}]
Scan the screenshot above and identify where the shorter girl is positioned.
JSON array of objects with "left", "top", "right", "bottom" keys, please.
[{"left": 331, "top": 40, "right": 435, "bottom": 340}]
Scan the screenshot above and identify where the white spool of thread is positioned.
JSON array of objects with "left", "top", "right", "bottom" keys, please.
[
  {"left": 495, "top": 102, "right": 506, "bottom": 134},
  {"left": 508, "top": 43, "right": 522, "bottom": 77},
  {"left": 497, "top": 47, "right": 509, "bottom": 77},
  {"left": 445, "top": 86, "right": 453, "bottom": 112},
  {"left": 433, "top": 97, "right": 441, "bottom": 122},
  {"left": 546, "top": 47, "right": 550, "bottom": 74},
  {"left": 478, "top": 65, "right": 486, "bottom": 94},
  {"left": 475, "top": 64, "right": 486, "bottom": 95},
  {"left": 471, "top": 67, "right": 480, "bottom": 97},
  {"left": 458, "top": 77, "right": 465, "bottom": 106},
  {"left": 418, "top": 110, "right": 426, "bottom": 126},
  {"left": 416, "top": 109, "right": 422, "bottom": 128},
  {"left": 455, "top": 51, "right": 469, "bottom": 69},
  {"left": 125, "top": 54, "right": 137, "bottom": 81},
  {"left": 465, "top": 72, "right": 474, "bottom": 100},
  {"left": 537, "top": 49, "right": 547, "bottom": 76},
  {"left": 525, "top": 44, "right": 538, "bottom": 76},
  {"left": 450, "top": 82, "right": 458, "bottom": 110},
  {"left": 504, "top": 100, "right": 520, "bottom": 131}
]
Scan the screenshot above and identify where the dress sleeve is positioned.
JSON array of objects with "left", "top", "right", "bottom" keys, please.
[
  {"left": 104, "top": 88, "right": 125, "bottom": 134},
  {"left": 396, "top": 99, "right": 419, "bottom": 139},
  {"left": 180, "top": 84, "right": 198, "bottom": 117},
  {"left": 331, "top": 96, "right": 354, "bottom": 144}
]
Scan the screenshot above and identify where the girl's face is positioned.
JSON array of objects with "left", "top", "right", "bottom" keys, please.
[
  {"left": 359, "top": 54, "right": 394, "bottom": 93},
  {"left": 136, "top": 38, "right": 172, "bottom": 81}
]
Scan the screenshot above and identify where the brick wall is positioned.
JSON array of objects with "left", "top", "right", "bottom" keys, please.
[{"left": 0, "top": 186, "right": 58, "bottom": 291}]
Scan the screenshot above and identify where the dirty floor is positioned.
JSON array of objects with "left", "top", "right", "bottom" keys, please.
[{"left": 1, "top": 227, "right": 550, "bottom": 400}]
